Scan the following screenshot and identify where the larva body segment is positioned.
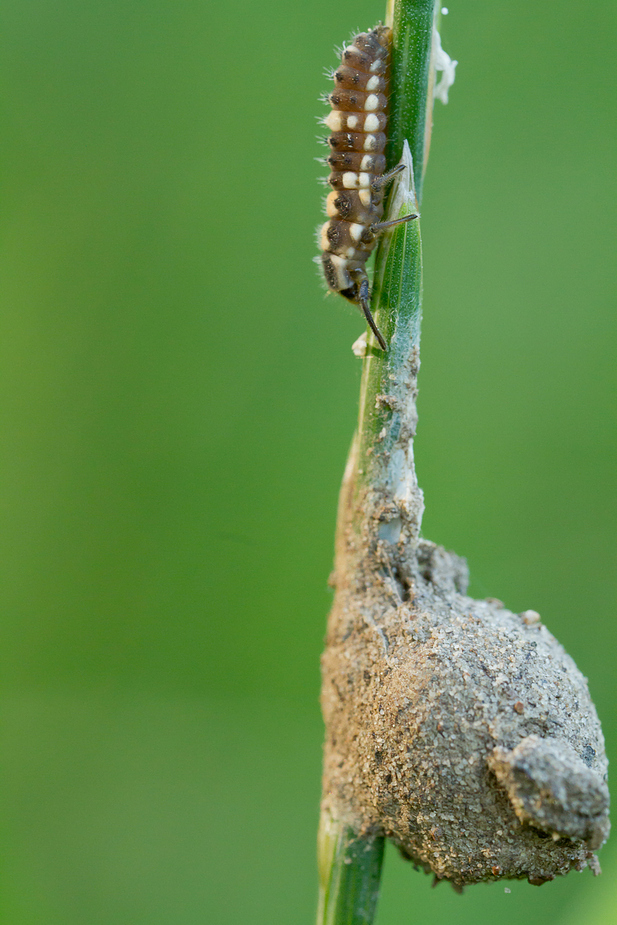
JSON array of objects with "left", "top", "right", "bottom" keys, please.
[{"left": 320, "top": 25, "right": 409, "bottom": 351}]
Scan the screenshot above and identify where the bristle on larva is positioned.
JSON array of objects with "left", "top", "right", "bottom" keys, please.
[{"left": 317, "top": 24, "right": 417, "bottom": 352}]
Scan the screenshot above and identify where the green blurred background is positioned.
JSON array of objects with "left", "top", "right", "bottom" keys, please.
[{"left": 1, "top": 1, "right": 615, "bottom": 922}]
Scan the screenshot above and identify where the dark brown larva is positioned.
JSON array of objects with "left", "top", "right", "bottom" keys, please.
[{"left": 319, "top": 25, "right": 417, "bottom": 351}]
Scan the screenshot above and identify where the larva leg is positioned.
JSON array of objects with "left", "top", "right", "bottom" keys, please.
[
  {"left": 361, "top": 301, "right": 387, "bottom": 351},
  {"left": 371, "top": 163, "right": 405, "bottom": 191},
  {"left": 370, "top": 213, "right": 418, "bottom": 233},
  {"left": 356, "top": 278, "right": 387, "bottom": 351}
]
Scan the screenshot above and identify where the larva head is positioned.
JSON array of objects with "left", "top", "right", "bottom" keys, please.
[
  {"left": 321, "top": 254, "right": 369, "bottom": 306},
  {"left": 341, "top": 274, "right": 369, "bottom": 308}
]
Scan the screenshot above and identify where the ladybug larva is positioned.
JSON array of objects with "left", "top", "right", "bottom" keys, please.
[{"left": 319, "top": 24, "right": 417, "bottom": 351}]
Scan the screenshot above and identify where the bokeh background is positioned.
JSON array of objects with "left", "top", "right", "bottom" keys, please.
[{"left": 1, "top": 1, "right": 615, "bottom": 922}]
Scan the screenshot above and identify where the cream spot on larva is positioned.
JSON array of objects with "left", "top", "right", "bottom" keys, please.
[
  {"left": 364, "top": 94, "right": 379, "bottom": 111},
  {"left": 363, "top": 134, "right": 376, "bottom": 151},
  {"left": 344, "top": 44, "right": 362, "bottom": 58},
  {"left": 325, "top": 111, "right": 344, "bottom": 132},
  {"left": 359, "top": 189, "right": 372, "bottom": 207},
  {"left": 326, "top": 192, "right": 339, "bottom": 218},
  {"left": 346, "top": 247, "right": 356, "bottom": 258},
  {"left": 320, "top": 222, "right": 332, "bottom": 251},
  {"left": 364, "top": 114, "right": 380, "bottom": 132},
  {"left": 342, "top": 171, "right": 359, "bottom": 189},
  {"left": 366, "top": 76, "right": 380, "bottom": 91},
  {"left": 369, "top": 59, "right": 382, "bottom": 73},
  {"left": 358, "top": 172, "right": 371, "bottom": 188},
  {"left": 349, "top": 223, "right": 364, "bottom": 242},
  {"left": 347, "top": 115, "right": 358, "bottom": 129},
  {"left": 360, "top": 155, "right": 373, "bottom": 171}
]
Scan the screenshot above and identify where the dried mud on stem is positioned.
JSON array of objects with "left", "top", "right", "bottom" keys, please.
[{"left": 321, "top": 351, "right": 609, "bottom": 888}]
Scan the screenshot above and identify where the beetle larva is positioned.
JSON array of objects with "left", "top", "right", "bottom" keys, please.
[{"left": 319, "top": 25, "right": 417, "bottom": 351}]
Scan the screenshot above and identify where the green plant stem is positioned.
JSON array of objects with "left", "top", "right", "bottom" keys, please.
[
  {"left": 316, "top": 812, "right": 384, "bottom": 925},
  {"left": 317, "top": 2, "right": 439, "bottom": 923},
  {"left": 357, "top": 144, "right": 422, "bottom": 484},
  {"left": 358, "top": 0, "right": 438, "bottom": 482},
  {"left": 387, "top": 0, "right": 439, "bottom": 201}
]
